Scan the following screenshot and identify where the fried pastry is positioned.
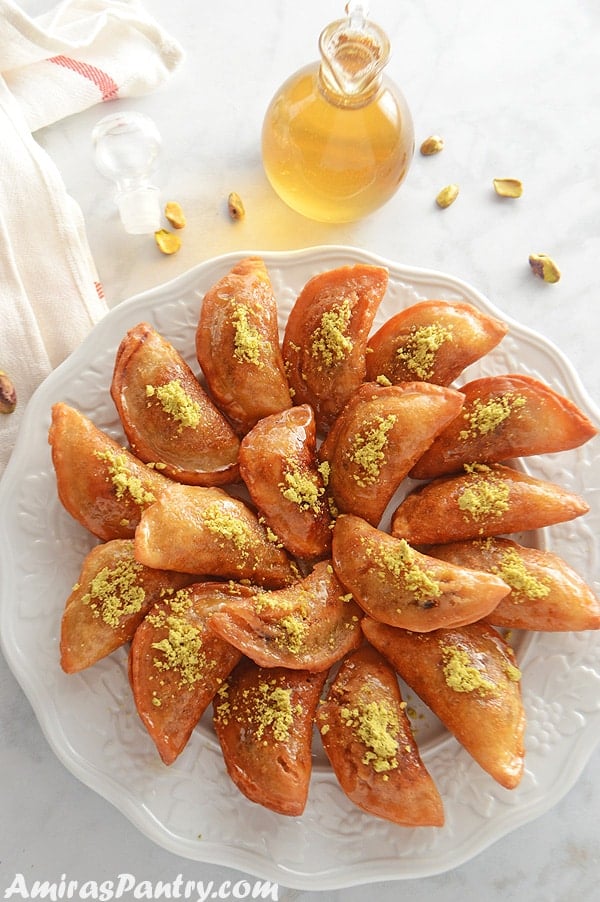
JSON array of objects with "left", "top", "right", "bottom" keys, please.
[
  {"left": 391, "top": 463, "right": 589, "bottom": 545},
  {"left": 195, "top": 256, "right": 291, "bottom": 433},
  {"left": 365, "top": 299, "right": 508, "bottom": 386},
  {"left": 129, "top": 582, "right": 243, "bottom": 764},
  {"left": 111, "top": 322, "right": 240, "bottom": 486},
  {"left": 363, "top": 618, "right": 526, "bottom": 789},
  {"left": 428, "top": 537, "right": 600, "bottom": 631},
  {"left": 213, "top": 660, "right": 327, "bottom": 816},
  {"left": 318, "top": 381, "right": 464, "bottom": 526},
  {"left": 411, "top": 373, "right": 598, "bottom": 479},
  {"left": 332, "top": 515, "right": 510, "bottom": 631},
  {"left": 282, "top": 264, "right": 388, "bottom": 431},
  {"left": 60, "top": 539, "right": 193, "bottom": 673},
  {"left": 239, "top": 404, "right": 332, "bottom": 559},
  {"left": 206, "top": 560, "right": 363, "bottom": 671},
  {"left": 316, "top": 645, "right": 444, "bottom": 826},
  {"left": 49, "top": 402, "right": 173, "bottom": 540},
  {"left": 133, "top": 482, "right": 296, "bottom": 587}
]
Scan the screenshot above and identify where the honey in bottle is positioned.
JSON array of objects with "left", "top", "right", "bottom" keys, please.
[{"left": 261, "top": 3, "right": 414, "bottom": 223}]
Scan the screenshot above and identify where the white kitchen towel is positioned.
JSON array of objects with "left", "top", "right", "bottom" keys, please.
[{"left": 0, "top": 0, "right": 184, "bottom": 475}]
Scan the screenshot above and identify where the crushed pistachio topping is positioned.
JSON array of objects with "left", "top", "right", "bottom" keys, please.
[
  {"left": 375, "top": 374, "right": 393, "bottom": 386},
  {"left": 367, "top": 537, "right": 442, "bottom": 604},
  {"left": 215, "top": 678, "right": 296, "bottom": 743},
  {"left": 341, "top": 697, "right": 400, "bottom": 773},
  {"left": 459, "top": 393, "right": 527, "bottom": 441},
  {"left": 148, "top": 592, "right": 209, "bottom": 688},
  {"left": 458, "top": 464, "right": 510, "bottom": 522},
  {"left": 145, "top": 380, "right": 202, "bottom": 431},
  {"left": 277, "top": 613, "right": 309, "bottom": 654},
  {"left": 311, "top": 299, "right": 353, "bottom": 368},
  {"left": 279, "top": 466, "right": 324, "bottom": 512},
  {"left": 231, "top": 303, "right": 264, "bottom": 366},
  {"left": 396, "top": 323, "right": 453, "bottom": 379},
  {"left": 349, "top": 414, "right": 397, "bottom": 487},
  {"left": 492, "top": 547, "right": 551, "bottom": 601},
  {"left": 441, "top": 644, "right": 497, "bottom": 694},
  {"left": 82, "top": 558, "right": 145, "bottom": 628},
  {"left": 202, "top": 503, "right": 250, "bottom": 556},
  {"left": 95, "top": 449, "right": 156, "bottom": 506},
  {"left": 503, "top": 661, "right": 522, "bottom": 682},
  {"left": 317, "top": 460, "right": 330, "bottom": 486}
]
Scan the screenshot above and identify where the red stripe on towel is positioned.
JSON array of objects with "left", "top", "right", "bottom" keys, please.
[
  {"left": 94, "top": 281, "right": 105, "bottom": 300},
  {"left": 48, "top": 55, "right": 119, "bottom": 101}
]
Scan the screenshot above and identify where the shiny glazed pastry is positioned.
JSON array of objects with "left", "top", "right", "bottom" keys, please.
[
  {"left": 206, "top": 560, "right": 363, "bottom": 671},
  {"left": 111, "top": 322, "right": 240, "bottom": 485},
  {"left": 60, "top": 539, "right": 193, "bottom": 673},
  {"left": 49, "top": 402, "right": 173, "bottom": 540},
  {"left": 316, "top": 645, "right": 444, "bottom": 826},
  {"left": 239, "top": 404, "right": 332, "bottom": 559},
  {"left": 332, "top": 515, "right": 510, "bottom": 631},
  {"left": 365, "top": 299, "right": 508, "bottom": 386},
  {"left": 133, "top": 482, "right": 296, "bottom": 587},
  {"left": 318, "top": 381, "right": 464, "bottom": 526},
  {"left": 363, "top": 618, "right": 526, "bottom": 789},
  {"left": 129, "top": 582, "right": 243, "bottom": 765},
  {"left": 428, "top": 536, "right": 600, "bottom": 631},
  {"left": 282, "top": 264, "right": 388, "bottom": 431},
  {"left": 391, "top": 463, "right": 589, "bottom": 545},
  {"left": 195, "top": 256, "right": 291, "bottom": 433},
  {"left": 411, "top": 373, "right": 598, "bottom": 479},
  {"left": 214, "top": 660, "right": 327, "bottom": 816}
]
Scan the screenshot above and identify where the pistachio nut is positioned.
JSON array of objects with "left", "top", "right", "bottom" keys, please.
[
  {"left": 0, "top": 370, "right": 17, "bottom": 415},
  {"left": 529, "top": 253, "right": 561, "bottom": 283},
  {"left": 493, "top": 178, "right": 523, "bottom": 198},
  {"left": 154, "top": 229, "right": 182, "bottom": 255},
  {"left": 436, "top": 184, "right": 459, "bottom": 208},
  {"left": 420, "top": 135, "right": 445, "bottom": 156},
  {"left": 165, "top": 201, "right": 186, "bottom": 229},
  {"left": 227, "top": 191, "right": 245, "bottom": 220}
]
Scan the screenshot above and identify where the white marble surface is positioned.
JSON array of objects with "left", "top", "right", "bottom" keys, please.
[{"left": 2, "top": 0, "right": 599, "bottom": 899}]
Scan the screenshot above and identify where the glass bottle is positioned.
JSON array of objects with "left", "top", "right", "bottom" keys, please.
[{"left": 261, "top": 3, "right": 414, "bottom": 223}]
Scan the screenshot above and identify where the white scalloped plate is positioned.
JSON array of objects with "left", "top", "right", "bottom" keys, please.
[{"left": 1, "top": 247, "right": 599, "bottom": 891}]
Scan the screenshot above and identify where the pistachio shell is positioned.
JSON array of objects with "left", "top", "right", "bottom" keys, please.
[
  {"left": 493, "top": 178, "right": 523, "bottom": 198},
  {"left": 154, "top": 229, "right": 181, "bottom": 255}
]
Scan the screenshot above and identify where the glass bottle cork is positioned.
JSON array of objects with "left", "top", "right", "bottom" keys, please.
[{"left": 261, "top": 2, "right": 414, "bottom": 223}]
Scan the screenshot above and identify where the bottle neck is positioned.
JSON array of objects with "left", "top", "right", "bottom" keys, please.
[{"left": 317, "top": 12, "right": 390, "bottom": 108}]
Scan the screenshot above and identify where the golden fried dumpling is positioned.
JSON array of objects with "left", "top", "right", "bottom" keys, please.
[
  {"left": 49, "top": 402, "right": 173, "bottom": 540},
  {"left": 411, "top": 373, "right": 598, "bottom": 480},
  {"left": 316, "top": 645, "right": 444, "bottom": 826},
  {"left": 391, "top": 463, "right": 589, "bottom": 545},
  {"left": 213, "top": 660, "right": 327, "bottom": 816},
  {"left": 239, "top": 404, "right": 332, "bottom": 559},
  {"left": 195, "top": 256, "right": 291, "bottom": 434},
  {"left": 206, "top": 560, "right": 363, "bottom": 671},
  {"left": 111, "top": 322, "right": 240, "bottom": 486},
  {"left": 363, "top": 618, "right": 526, "bottom": 789},
  {"left": 129, "top": 582, "right": 243, "bottom": 764},
  {"left": 428, "top": 537, "right": 600, "bottom": 631},
  {"left": 60, "top": 539, "right": 193, "bottom": 673},
  {"left": 366, "top": 299, "right": 508, "bottom": 386},
  {"left": 133, "top": 483, "right": 296, "bottom": 587},
  {"left": 282, "top": 264, "right": 388, "bottom": 431},
  {"left": 332, "top": 515, "right": 510, "bottom": 631},
  {"left": 318, "top": 381, "right": 464, "bottom": 526}
]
